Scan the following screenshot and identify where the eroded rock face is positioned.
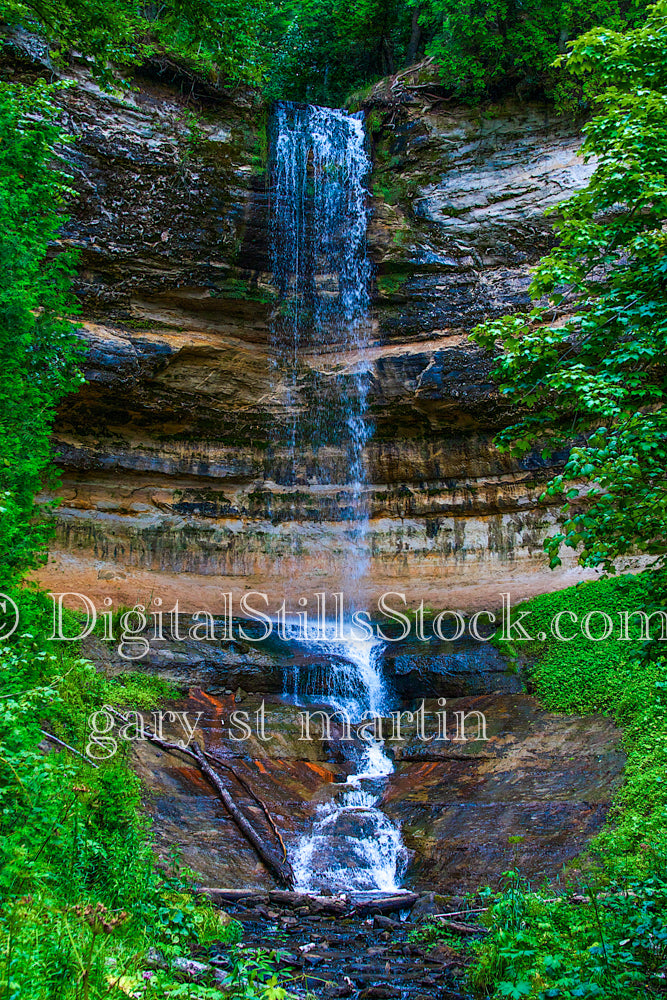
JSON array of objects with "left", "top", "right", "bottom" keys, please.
[
  {"left": 17, "top": 41, "right": 601, "bottom": 608},
  {"left": 128, "top": 689, "right": 623, "bottom": 893}
]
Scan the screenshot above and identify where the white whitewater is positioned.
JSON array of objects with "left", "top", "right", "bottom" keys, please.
[
  {"left": 286, "top": 623, "right": 407, "bottom": 894},
  {"left": 270, "top": 103, "right": 406, "bottom": 894},
  {"left": 270, "top": 103, "right": 374, "bottom": 587}
]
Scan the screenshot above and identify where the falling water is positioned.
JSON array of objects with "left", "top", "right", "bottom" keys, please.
[
  {"left": 270, "top": 103, "right": 406, "bottom": 894},
  {"left": 286, "top": 625, "right": 407, "bottom": 893},
  {"left": 270, "top": 103, "right": 373, "bottom": 584}
]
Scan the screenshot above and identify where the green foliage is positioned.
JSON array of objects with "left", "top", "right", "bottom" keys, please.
[
  {"left": 0, "top": 80, "right": 83, "bottom": 586},
  {"left": 474, "top": 573, "right": 667, "bottom": 997},
  {"left": 472, "top": 869, "right": 667, "bottom": 998},
  {"left": 1, "top": 0, "right": 655, "bottom": 104},
  {"left": 473, "top": 1, "right": 667, "bottom": 573},
  {"left": 0, "top": 599, "right": 289, "bottom": 998},
  {"left": 0, "top": 0, "right": 269, "bottom": 86},
  {"left": 262, "top": 0, "right": 650, "bottom": 104},
  {"left": 263, "top": 0, "right": 414, "bottom": 103},
  {"left": 409, "top": 920, "right": 475, "bottom": 951},
  {"left": 420, "top": 0, "right": 648, "bottom": 100},
  {"left": 497, "top": 573, "right": 667, "bottom": 867},
  {"left": 102, "top": 671, "right": 181, "bottom": 710}
]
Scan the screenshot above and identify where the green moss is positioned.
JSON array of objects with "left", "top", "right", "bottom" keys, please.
[
  {"left": 471, "top": 571, "right": 667, "bottom": 997},
  {"left": 210, "top": 277, "right": 275, "bottom": 302},
  {"left": 102, "top": 670, "right": 181, "bottom": 709},
  {"left": 376, "top": 273, "right": 410, "bottom": 296},
  {"left": 496, "top": 571, "right": 667, "bottom": 871}
]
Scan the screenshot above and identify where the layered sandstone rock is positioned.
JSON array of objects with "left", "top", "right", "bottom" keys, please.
[
  {"left": 126, "top": 688, "right": 623, "bottom": 892},
  {"left": 16, "top": 41, "right": 602, "bottom": 609}
]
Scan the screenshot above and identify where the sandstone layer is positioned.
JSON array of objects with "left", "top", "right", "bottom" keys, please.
[
  {"left": 9, "top": 40, "right": 606, "bottom": 608},
  {"left": 127, "top": 688, "right": 623, "bottom": 893}
]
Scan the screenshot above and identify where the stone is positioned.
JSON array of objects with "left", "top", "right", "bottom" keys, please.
[
  {"left": 409, "top": 893, "right": 440, "bottom": 922},
  {"left": 358, "top": 985, "right": 400, "bottom": 999},
  {"left": 145, "top": 947, "right": 167, "bottom": 970},
  {"left": 373, "top": 915, "right": 398, "bottom": 931},
  {"left": 127, "top": 687, "right": 623, "bottom": 893},
  {"left": 170, "top": 956, "right": 211, "bottom": 980},
  {"left": 23, "top": 45, "right": 622, "bottom": 611}
]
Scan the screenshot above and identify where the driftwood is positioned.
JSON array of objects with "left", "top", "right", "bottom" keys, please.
[
  {"left": 200, "top": 887, "right": 419, "bottom": 916},
  {"left": 353, "top": 892, "right": 419, "bottom": 915},
  {"left": 108, "top": 709, "right": 295, "bottom": 888},
  {"left": 206, "top": 749, "right": 288, "bottom": 862},
  {"left": 435, "top": 918, "right": 489, "bottom": 936},
  {"left": 202, "top": 888, "right": 348, "bottom": 915},
  {"left": 40, "top": 729, "right": 99, "bottom": 768},
  {"left": 269, "top": 890, "right": 348, "bottom": 915}
]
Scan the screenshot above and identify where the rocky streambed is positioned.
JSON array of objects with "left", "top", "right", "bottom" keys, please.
[
  {"left": 80, "top": 612, "right": 627, "bottom": 997},
  {"left": 202, "top": 889, "right": 477, "bottom": 1000},
  {"left": 147, "top": 887, "right": 479, "bottom": 999}
]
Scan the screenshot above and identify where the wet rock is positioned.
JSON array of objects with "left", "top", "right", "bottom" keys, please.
[
  {"left": 170, "top": 956, "right": 212, "bottom": 980},
  {"left": 381, "top": 636, "right": 522, "bottom": 699},
  {"left": 358, "top": 985, "right": 400, "bottom": 998},
  {"left": 386, "top": 694, "right": 625, "bottom": 894},
  {"left": 409, "top": 893, "right": 445, "bottom": 923},
  {"left": 130, "top": 686, "right": 624, "bottom": 895},
  {"left": 373, "top": 915, "right": 399, "bottom": 931},
  {"left": 83, "top": 633, "right": 285, "bottom": 693},
  {"left": 25, "top": 45, "right": 609, "bottom": 610}
]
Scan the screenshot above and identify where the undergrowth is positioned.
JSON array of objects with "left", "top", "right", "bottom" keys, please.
[
  {"left": 0, "top": 589, "right": 291, "bottom": 999},
  {"left": 471, "top": 571, "right": 667, "bottom": 998}
]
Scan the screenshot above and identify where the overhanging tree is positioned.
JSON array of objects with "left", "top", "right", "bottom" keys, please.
[{"left": 473, "top": 0, "right": 667, "bottom": 573}]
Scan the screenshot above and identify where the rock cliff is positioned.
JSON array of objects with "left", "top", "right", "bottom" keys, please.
[{"left": 14, "top": 42, "right": 600, "bottom": 610}]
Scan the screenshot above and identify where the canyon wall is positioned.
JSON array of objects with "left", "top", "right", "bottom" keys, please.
[{"left": 12, "top": 41, "right": 599, "bottom": 610}]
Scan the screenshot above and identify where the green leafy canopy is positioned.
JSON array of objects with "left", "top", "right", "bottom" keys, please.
[
  {"left": 473, "top": 0, "right": 667, "bottom": 573},
  {"left": 0, "top": 0, "right": 270, "bottom": 86}
]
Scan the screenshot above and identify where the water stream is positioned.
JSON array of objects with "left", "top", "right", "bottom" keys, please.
[
  {"left": 270, "top": 103, "right": 406, "bottom": 893},
  {"left": 287, "top": 626, "right": 407, "bottom": 893}
]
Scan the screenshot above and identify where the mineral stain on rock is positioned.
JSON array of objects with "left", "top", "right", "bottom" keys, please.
[
  {"left": 10, "top": 37, "right": 630, "bottom": 994},
  {"left": 25, "top": 42, "right": 621, "bottom": 609}
]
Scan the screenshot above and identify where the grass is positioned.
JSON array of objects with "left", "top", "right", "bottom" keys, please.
[{"left": 0, "top": 590, "right": 290, "bottom": 1000}]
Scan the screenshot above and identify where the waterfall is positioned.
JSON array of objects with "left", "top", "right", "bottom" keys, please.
[
  {"left": 287, "top": 625, "right": 407, "bottom": 893},
  {"left": 270, "top": 103, "right": 407, "bottom": 894},
  {"left": 270, "top": 103, "right": 373, "bottom": 586}
]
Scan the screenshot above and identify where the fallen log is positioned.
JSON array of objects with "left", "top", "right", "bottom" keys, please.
[
  {"left": 206, "top": 749, "right": 288, "bottom": 862},
  {"left": 353, "top": 892, "right": 419, "bottom": 915},
  {"left": 108, "top": 708, "right": 295, "bottom": 889},
  {"left": 200, "top": 888, "right": 346, "bottom": 913},
  {"left": 435, "top": 917, "right": 489, "bottom": 936},
  {"left": 40, "top": 729, "right": 99, "bottom": 768},
  {"left": 191, "top": 743, "right": 295, "bottom": 888},
  {"left": 200, "top": 888, "right": 267, "bottom": 904},
  {"left": 268, "top": 890, "right": 348, "bottom": 914}
]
